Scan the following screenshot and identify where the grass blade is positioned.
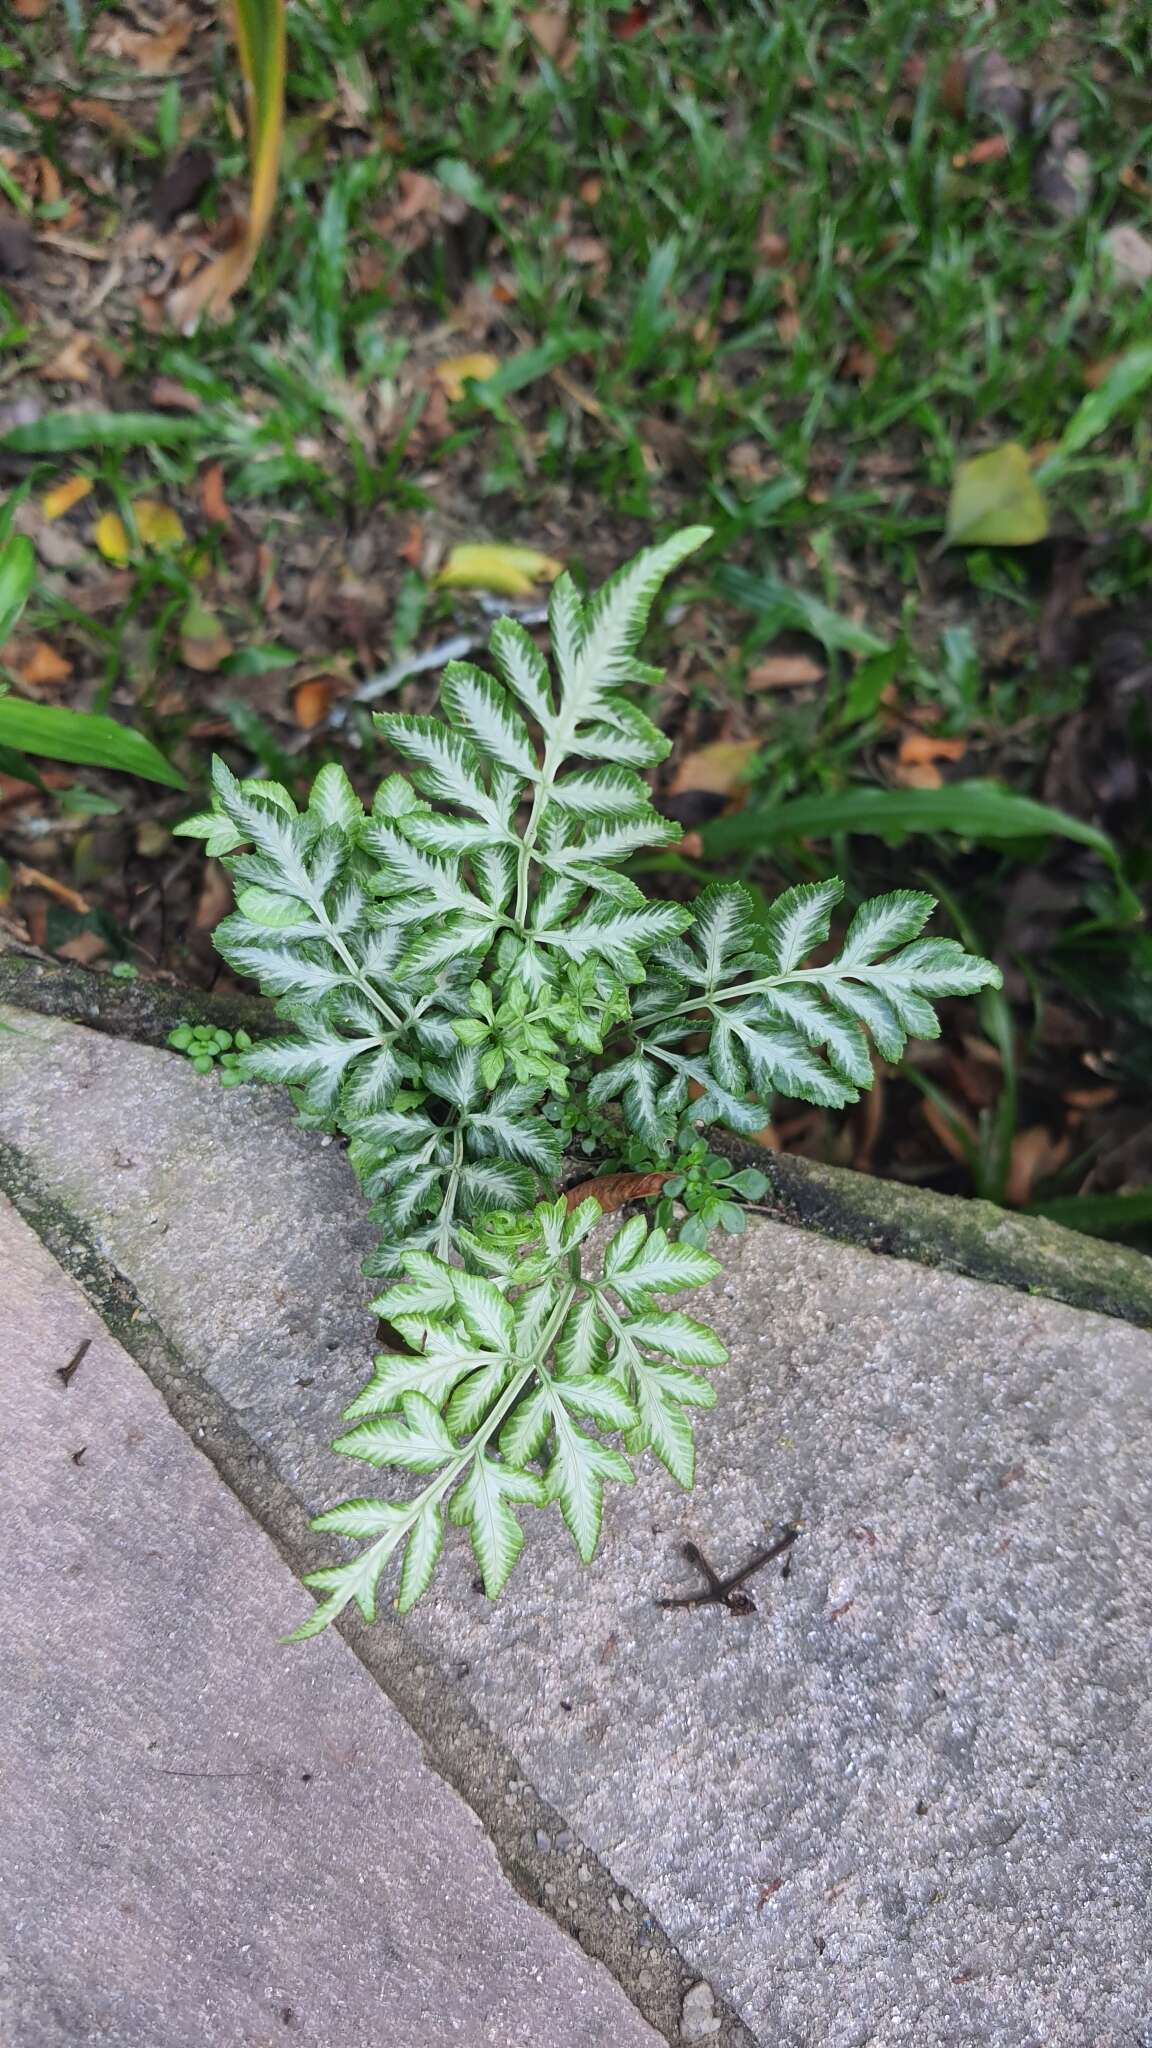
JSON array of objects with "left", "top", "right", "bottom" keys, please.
[
  {"left": 0, "top": 701, "right": 185, "bottom": 787},
  {"left": 714, "top": 565, "right": 890, "bottom": 656},
  {"left": 1026, "top": 1191, "right": 1152, "bottom": 1239},
  {"left": 702, "top": 780, "right": 1122, "bottom": 868},
  {"left": 0, "top": 413, "right": 208, "bottom": 455},
  {"left": 0, "top": 534, "right": 35, "bottom": 642},
  {"left": 1036, "top": 346, "right": 1152, "bottom": 484},
  {"left": 170, "top": 0, "right": 286, "bottom": 329}
]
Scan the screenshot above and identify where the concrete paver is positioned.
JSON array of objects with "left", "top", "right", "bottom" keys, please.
[
  {"left": 4, "top": 1008, "right": 1152, "bottom": 2045},
  {"left": 0, "top": 1195, "right": 658, "bottom": 2048}
]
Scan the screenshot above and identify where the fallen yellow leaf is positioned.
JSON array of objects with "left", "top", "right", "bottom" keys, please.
[
  {"left": 433, "top": 352, "right": 500, "bottom": 402},
  {"left": 436, "top": 542, "right": 564, "bottom": 597},
  {"left": 132, "top": 498, "right": 186, "bottom": 551},
  {"left": 42, "top": 477, "right": 93, "bottom": 521},
  {"left": 95, "top": 511, "right": 131, "bottom": 565},
  {"left": 945, "top": 443, "right": 1049, "bottom": 548}
]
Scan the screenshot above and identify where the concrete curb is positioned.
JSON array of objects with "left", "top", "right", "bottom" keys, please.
[{"left": 4, "top": 947, "right": 1149, "bottom": 1328}]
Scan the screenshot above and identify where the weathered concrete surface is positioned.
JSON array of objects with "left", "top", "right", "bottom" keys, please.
[
  {"left": 0, "top": 1196, "right": 659, "bottom": 2048},
  {"left": 3, "top": 1010, "right": 1152, "bottom": 2047}
]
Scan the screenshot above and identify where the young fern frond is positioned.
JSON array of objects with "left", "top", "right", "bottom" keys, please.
[{"left": 175, "top": 528, "right": 1001, "bottom": 1625}]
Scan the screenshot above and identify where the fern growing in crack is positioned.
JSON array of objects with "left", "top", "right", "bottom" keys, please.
[{"left": 176, "top": 528, "right": 1000, "bottom": 1627}]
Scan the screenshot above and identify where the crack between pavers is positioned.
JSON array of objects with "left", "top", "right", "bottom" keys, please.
[
  {"left": 0, "top": 1135, "right": 756, "bottom": 2048},
  {"left": 5, "top": 951, "right": 1151, "bottom": 1331}
]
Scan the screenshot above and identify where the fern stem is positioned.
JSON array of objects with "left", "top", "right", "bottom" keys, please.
[
  {"left": 318, "top": 917, "right": 405, "bottom": 1031},
  {"left": 436, "top": 1124, "right": 466, "bottom": 1260},
  {"left": 645, "top": 965, "right": 872, "bottom": 1029}
]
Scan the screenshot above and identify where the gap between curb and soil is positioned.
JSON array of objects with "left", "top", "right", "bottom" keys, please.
[
  {"left": 0, "top": 1136, "right": 756, "bottom": 2048},
  {"left": 4, "top": 944, "right": 1150, "bottom": 1330}
]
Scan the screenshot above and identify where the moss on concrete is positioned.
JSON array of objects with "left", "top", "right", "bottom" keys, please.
[
  {"left": 0, "top": 946, "right": 275, "bottom": 1048},
  {"left": 714, "top": 1138, "right": 1152, "bottom": 1329}
]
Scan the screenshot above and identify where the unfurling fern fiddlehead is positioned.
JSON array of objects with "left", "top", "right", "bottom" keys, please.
[{"left": 176, "top": 529, "right": 999, "bottom": 1631}]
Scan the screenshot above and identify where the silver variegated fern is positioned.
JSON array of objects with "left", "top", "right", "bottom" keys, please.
[{"left": 176, "top": 529, "right": 1000, "bottom": 1627}]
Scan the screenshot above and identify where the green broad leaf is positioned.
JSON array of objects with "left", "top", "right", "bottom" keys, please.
[
  {"left": 499, "top": 1385, "right": 553, "bottom": 1467},
  {"left": 440, "top": 661, "right": 539, "bottom": 778},
  {"left": 552, "top": 527, "right": 711, "bottom": 727},
  {"left": 714, "top": 564, "right": 890, "bottom": 656},
  {"left": 449, "top": 1454, "right": 546, "bottom": 1597},
  {"left": 544, "top": 1408, "right": 633, "bottom": 1562},
  {"left": 308, "top": 761, "right": 364, "bottom": 833},
  {"left": 552, "top": 1376, "right": 638, "bottom": 1431},
  {"left": 0, "top": 533, "right": 35, "bottom": 643},
  {"left": 450, "top": 1269, "right": 516, "bottom": 1353},
  {"left": 343, "top": 1342, "right": 481, "bottom": 1416},
  {"left": 0, "top": 700, "right": 185, "bottom": 788},
  {"left": 757, "top": 879, "right": 844, "bottom": 973},
  {"left": 287, "top": 1545, "right": 400, "bottom": 1639},
  {"left": 944, "top": 444, "right": 1049, "bottom": 548},
  {"left": 396, "top": 1500, "right": 445, "bottom": 1611},
  {"left": 370, "top": 1260, "right": 457, "bottom": 1322},
  {"left": 218, "top": 643, "right": 300, "bottom": 676},
  {"left": 0, "top": 411, "right": 209, "bottom": 454},
  {"left": 312, "top": 1497, "right": 412, "bottom": 1541},
  {"left": 838, "top": 890, "right": 935, "bottom": 964},
  {"left": 555, "top": 1293, "right": 609, "bottom": 1378},
  {"left": 334, "top": 1390, "right": 455, "bottom": 1471},
  {"left": 1036, "top": 346, "right": 1152, "bottom": 483},
  {"left": 488, "top": 616, "right": 555, "bottom": 730},
  {"left": 240, "top": 1027, "right": 379, "bottom": 1106},
  {"left": 725, "top": 1167, "right": 770, "bottom": 1201},
  {"left": 374, "top": 714, "right": 501, "bottom": 824},
  {"left": 702, "top": 781, "right": 1123, "bottom": 874},
  {"left": 603, "top": 1221, "right": 722, "bottom": 1302},
  {"left": 626, "top": 1376, "right": 698, "bottom": 1488},
  {"left": 444, "top": 1355, "right": 516, "bottom": 1437},
  {"left": 172, "top": 806, "right": 247, "bottom": 857},
  {"left": 543, "top": 900, "right": 693, "bottom": 979},
  {"left": 234, "top": 885, "right": 310, "bottom": 927},
  {"left": 548, "top": 767, "right": 653, "bottom": 818},
  {"left": 622, "top": 1311, "right": 728, "bottom": 1368}
]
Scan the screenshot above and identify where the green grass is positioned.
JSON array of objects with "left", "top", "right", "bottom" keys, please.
[{"left": 5, "top": 0, "right": 1152, "bottom": 1209}]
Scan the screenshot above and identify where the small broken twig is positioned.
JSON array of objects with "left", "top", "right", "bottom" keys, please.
[
  {"left": 56, "top": 1338, "right": 91, "bottom": 1388},
  {"left": 656, "top": 1523, "right": 800, "bottom": 1615}
]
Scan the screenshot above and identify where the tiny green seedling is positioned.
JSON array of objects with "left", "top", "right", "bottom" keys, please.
[
  {"left": 168, "top": 1020, "right": 253, "bottom": 1084},
  {"left": 176, "top": 532, "right": 999, "bottom": 1631}
]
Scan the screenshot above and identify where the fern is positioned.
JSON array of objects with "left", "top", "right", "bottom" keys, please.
[{"left": 175, "top": 529, "right": 1001, "bottom": 1628}]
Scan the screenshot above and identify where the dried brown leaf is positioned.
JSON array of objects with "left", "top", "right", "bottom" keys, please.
[
  {"left": 1006, "top": 1126, "right": 1070, "bottom": 1208},
  {"left": 564, "top": 1172, "right": 670, "bottom": 1216},
  {"left": 897, "top": 734, "right": 968, "bottom": 766},
  {"left": 2, "top": 638, "right": 73, "bottom": 687},
  {"left": 668, "top": 737, "right": 759, "bottom": 799},
  {"left": 747, "top": 654, "right": 825, "bottom": 691},
  {"left": 292, "top": 677, "right": 333, "bottom": 729}
]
